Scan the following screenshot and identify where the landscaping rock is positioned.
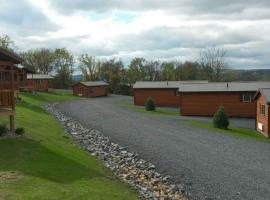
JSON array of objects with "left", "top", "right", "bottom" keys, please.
[{"left": 43, "top": 103, "right": 186, "bottom": 200}]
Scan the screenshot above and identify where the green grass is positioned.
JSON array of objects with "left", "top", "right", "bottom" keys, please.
[
  {"left": 0, "top": 91, "right": 139, "bottom": 200},
  {"left": 182, "top": 120, "right": 270, "bottom": 142},
  {"left": 119, "top": 101, "right": 179, "bottom": 116}
]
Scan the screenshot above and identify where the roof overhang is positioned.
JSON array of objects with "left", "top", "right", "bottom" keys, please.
[{"left": 0, "top": 47, "right": 23, "bottom": 64}]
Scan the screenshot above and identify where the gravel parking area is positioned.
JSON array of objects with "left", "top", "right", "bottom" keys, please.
[{"left": 57, "top": 95, "right": 270, "bottom": 200}]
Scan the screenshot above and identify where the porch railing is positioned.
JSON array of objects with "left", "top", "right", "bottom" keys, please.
[
  {"left": 0, "top": 90, "right": 13, "bottom": 108},
  {"left": 18, "top": 81, "right": 33, "bottom": 88}
]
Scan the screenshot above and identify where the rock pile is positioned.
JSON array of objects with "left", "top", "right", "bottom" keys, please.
[{"left": 44, "top": 103, "right": 187, "bottom": 200}]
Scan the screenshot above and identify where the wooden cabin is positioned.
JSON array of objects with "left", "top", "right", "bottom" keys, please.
[
  {"left": 133, "top": 81, "right": 208, "bottom": 107},
  {"left": 15, "top": 67, "right": 34, "bottom": 91},
  {"left": 73, "top": 81, "right": 110, "bottom": 97},
  {"left": 26, "top": 74, "right": 53, "bottom": 92},
  {"left": 0, "top": 47, "right": 23, "bottom": 131},
  {"left": 179, "top": 82, "right": 270, "bottom": 117},
  {"left": 254, "top": 89, "right": 270, "bottom": 138}
]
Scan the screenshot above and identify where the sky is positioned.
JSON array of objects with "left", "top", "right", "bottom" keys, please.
[{"left": 0, "top": 0, "right": 270, "bottom": 69}]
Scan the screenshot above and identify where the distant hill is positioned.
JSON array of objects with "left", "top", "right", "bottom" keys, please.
[
  {"left": 72, "top": 75, "right": 83, "bottom": 81},
  {"left": 232, "top": 69, "right": 270, "bottom": 81}
]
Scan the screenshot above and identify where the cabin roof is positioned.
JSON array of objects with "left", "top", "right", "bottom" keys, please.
[
  {"left": 27, "top": 74, "right": 53, "bottom": 80},
  {"left": 76, "top": 81, "right": 109, "bottom": 87},
  {"left": 133, "top": 81, "right": 208, "bottom": 89},
  {"left": 0, "top": 47, "right": 22, "bottom": 64},
  {"left": 254, "top": 88, "right": 270, "bottom": 103},
  {"left": 178, "top": 82, "right": 270, "bottom": 93}
]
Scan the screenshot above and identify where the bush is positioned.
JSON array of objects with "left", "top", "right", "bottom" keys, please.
[
  {"left": 145, "top": 97, "right": 155, "bottom": 111},
  {"left": 213, "top": 106, "right": 229, "bottom": 129},
  {"left": 15, "top": 127, "right": 25, "bottom": 135},
  {"left": 0, "top": 124, "right": 7, "bottom": 136}
]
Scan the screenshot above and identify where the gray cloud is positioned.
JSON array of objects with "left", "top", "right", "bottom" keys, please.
[
  {"left": 112, "top": 25, "right": 256, "bottom": 52},
  {"left": 48, "top": 0, "right": 270, "bottom": 19},
  {"left": 0, "top": 0, "right": 58, "bottom": 35},
  {"left": 0, "top": 0, "right": 269, "bottom": 69}
]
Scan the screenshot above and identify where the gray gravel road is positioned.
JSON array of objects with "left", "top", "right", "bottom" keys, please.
[{"left": 57, "top": 95, "right": 270, "bottom": 200}]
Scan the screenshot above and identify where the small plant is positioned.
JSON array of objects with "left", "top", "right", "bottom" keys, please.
[
  {"left": 213, "top": 106, "right": 229, "bottom": 129},
  {"left": 145, "top": 97, "right": 155, "bottom": 111},
  {"left": 0, "top": 124, "right": 7, "bottom": 136},
  {"left": 15, "top": 127, "right": 25, "bottom": 135}
]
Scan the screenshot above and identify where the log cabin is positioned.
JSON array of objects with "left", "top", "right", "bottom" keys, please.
[
  {"left": 0, "top": 47, "right": 23, "bottom": 131},
  {"left": 253, "top": 88, "right": 270, "bottom": 138},
  {"left": 26, "top": 74, "right": 53, "bottom": 92},
  {"left": 15, "top": 67, "right": 34, "bottom": 91},
  {"left": 73, "top": 81, "right": 110, "bottom": 97},
  {"left": 133, "top": 81, "right": 208, "bottom": 107},
  {"left": 179, "top": 82, "right": 270, "bottom": 117}
]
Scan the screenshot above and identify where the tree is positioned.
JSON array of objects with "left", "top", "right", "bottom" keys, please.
[
  {"left": 97, "top": 58, "right": 124, "bottom": 93},
  {"left": 20, "top": 50, "right": 38, "bottom": 73},
  {"left": 213, "top": 106, "right": 229, "bottom": 129},
  {"left": 53, "top": 48, "right": 74, "bottom": 88},
  {"left": 160, "top": 62, "right": 175, "bottom": 81},
  {"left": 79, "top": 54, "right": 98, "bottom": 81},
  {"left": 37, "top": 48, "right": 55, "bottom": 74},
  {"left": 176, "top": 61, "right": 201, "bottom": 80},
  {"left": 145, "top": 97, "right": 155, "bottom": 111},
  {"left": 20, "top": 48, "right": 55, "bottom": 74},
  {"left": 0, "top": 35, "right": 14, "bottom": 50},
  {"left": 199, "top": 47, "right": 227, "bottom": 81},
  {"left": 145, "top": 61, "right": 160, "bottom": 81},
  {"left": 128, "top": 57, "right": 146, "bottom": 84}
]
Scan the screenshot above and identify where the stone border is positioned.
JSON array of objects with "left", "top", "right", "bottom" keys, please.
[{"left": 43, "top": 103, "right": 187, "bottom": 200}]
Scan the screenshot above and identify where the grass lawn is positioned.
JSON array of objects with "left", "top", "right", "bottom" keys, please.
[
  {"left": 119, "top": 101, "right": 179, "bottom": 116},
  {"left": 0, "top": 91, "right": 139, "bottom": 200},
  {"left": 182, "top": 119, "right": 270, "bottom": 142}
]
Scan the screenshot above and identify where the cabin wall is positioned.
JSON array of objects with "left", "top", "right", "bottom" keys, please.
[
  {"left": 73, "top": 84, "right": 108, "bottom": 97},
  {"left": 90, "top": 86, "right": 108, "bottom": 97},
  {"left": 180, "top": 92, "right": 256, "bottom": 117},
  {"left": 134, "top": 88, "right": 180, "bottom": 107},
  {"left": 26, "top": 79, "right": 51, "bottom": 91},
  {"left": 0, "top": 64, "right": 15, "bottom": 108},
  {"left": 73, "top": 83, "right": 89, "bottom": 97},
  {"left": 256, "top": 95, "right": 270, "bottom": 138}
]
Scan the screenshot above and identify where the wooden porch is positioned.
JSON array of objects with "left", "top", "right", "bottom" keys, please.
[{"left": 0, "top": 61, "right": 17, "bottom": 132}]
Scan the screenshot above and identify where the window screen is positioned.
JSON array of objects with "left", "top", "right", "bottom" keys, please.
[
  {"left": 259, "top": 104, "right": 266, "bottom": 116},
  {"left": 241, "top": 93, "right": 252, "bottom": 102}
]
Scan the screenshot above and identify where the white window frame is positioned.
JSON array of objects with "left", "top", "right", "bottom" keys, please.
[{"left": 241, "top": 93, "right": 252, "bottom": 103}]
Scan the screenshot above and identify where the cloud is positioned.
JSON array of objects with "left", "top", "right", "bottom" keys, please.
[
  {"left": 0, "top": 0, "right": 58, "bottom": 33},
  {"left": 48, "top": 0, "right": 270, "bottom": 19},
  {"left": 0, "top": 0, "right": 269, "bottom": 69}
]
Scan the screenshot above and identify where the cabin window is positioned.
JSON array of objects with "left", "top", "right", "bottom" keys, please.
[
  {"left": 79, "top": 87, "right": 83, "bottom": 94},
  {"left": 259, "top": 104, "right": 266, "bottom": 116},
  {"left": 89, "top": 87, "right": 93, "bottom": 94},
  {"left": 241, "top": 93, "right": 252, "bottom": 102},
  {"left": 37, "top": 80, "right": 44, "bottom": 84},
  {"left": 0, "top": 72, "right": 5, "bottom": 81},
  {"left": 0, "top": 72, "right": 9, "bottom": 81}
]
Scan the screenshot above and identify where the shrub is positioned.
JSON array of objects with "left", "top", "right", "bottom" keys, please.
[
  {"left": 145, "top": 97, "right": 155, "bottom": 111},
  {"left": 15, "top": 127, "right": 25, "bottom": 135},
  {"left": 0, "top": 124, "right": 7, "bottom": 136},
  {"left": 213, "top": 106, "right": 229, "bottom": 129}
]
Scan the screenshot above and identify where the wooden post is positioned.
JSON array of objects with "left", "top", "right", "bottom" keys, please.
[
  {"left": 10, "top": 64, "right": 15, "bottom": 132},
  {"left": 9, "top": 115, "right": 14, "bottom": 131}
]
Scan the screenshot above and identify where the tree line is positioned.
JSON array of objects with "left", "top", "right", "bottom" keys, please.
[{"left": 1, "top": 34, "right": 269, "bottom": 94}]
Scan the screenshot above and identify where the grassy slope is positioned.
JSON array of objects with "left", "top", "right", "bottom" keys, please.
[
  {"left": 0, "top": 92, "right": 139, "bottom": 200},
  {"left": 182, "top": 120, "right": 269, "bottom": 142},
  {"left": 119, "top": 101, "right": 179, "bottom": 116},
  {"left": 118, "top": 99, "right": 268, "bottom": 142}
]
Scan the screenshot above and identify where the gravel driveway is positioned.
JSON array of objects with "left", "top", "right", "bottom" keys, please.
[{"left": 57, "top": 95, "right": 270, "bottom": 200}]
